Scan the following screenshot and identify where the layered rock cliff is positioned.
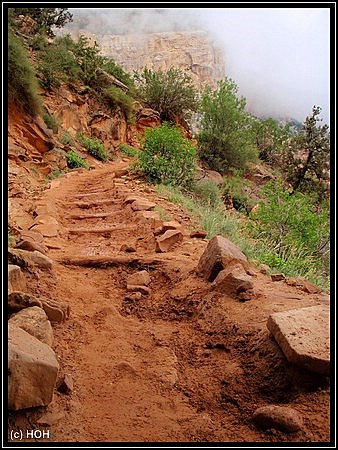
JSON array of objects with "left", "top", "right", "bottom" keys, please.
[{"left": 66, "top": 30, "right": 225, "bottom": 90}]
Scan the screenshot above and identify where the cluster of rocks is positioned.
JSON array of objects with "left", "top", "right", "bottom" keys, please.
[
  {"left": 8, "top": 221, "right": 70, "bottom": 411},
  {"left": 122, "top": 193, "right": 207, "bottom": 254}
]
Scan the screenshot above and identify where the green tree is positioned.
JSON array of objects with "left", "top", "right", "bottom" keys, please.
[
  {"left": 281, "top": 106, "right": 330, "bottom": 198},
  {"left": 198, "top": 78, "right": 257, "bottom": 173},
  {"left": 134, "top": 67, "right": 199, "bottom": 122},
  {"left": 252, "top": 117, "right": 290, "bottom": 164},
  {"left": 9, "top": 8, "right": 73, "bottom": 37}
]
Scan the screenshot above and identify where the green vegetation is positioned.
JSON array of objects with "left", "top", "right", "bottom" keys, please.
[
  {"left": 221, "top": 171, "right": 255, "bottom": 214},
  {"left": 198, "top": 77, "right": 257, "bottom": 172},
  {"left": 136, "top": 122, "right": 198, "bottom": 187},
  {"left": 280, "top": 106, "right": 330, "bottom": 199},
  {"left": 59, "top": 132, "right": 75, "bottom": 146},
  {"left": 9, "top": 7, "right": 73, "bottom": 37},
  {"left": 104, "top": 85, "right": 134, "bottom": 121},
  {"left": 8, "top": 29, "right": 42, "bottom": 115},
  {"left": 46, "top": 169, "right": 63, "bottom": 179},
  {"left": 251, "top": 117, "right": 290, "bottom": 164},
  {"left": 77, "top": 134, "right": 108, "bottom": 161},
  {"left": 248, "top": 180, "right": 330, "bottom": 289},
  {"left": 66, "top": 151, "right": 89, "bottom": 169},
  {"left": 134, "top": 67, "right": 199, "bottom": 122},
  {"left": 43, "top": 112, "right": 60, "bottom": 133},
  {"left": 118, "top": 144, "right": 139, "bottom": 157}
]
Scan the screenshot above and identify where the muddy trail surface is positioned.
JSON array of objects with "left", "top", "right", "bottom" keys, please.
[{"left": 9, "top": 159, "right": 330, "bottom": 443}]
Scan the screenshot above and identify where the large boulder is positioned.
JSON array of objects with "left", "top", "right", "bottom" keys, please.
[
  {"left": 9, "top": 306, "right": 53, "bottom": 346},
  {"left": 8, "top": 324, "right": 59, "bottom": 410},
  {"left": 267, "top": 305, "right": 330, "bottom": 375},
  {"left": 197, "top": 235, "right": 249, "bottom": 281}
]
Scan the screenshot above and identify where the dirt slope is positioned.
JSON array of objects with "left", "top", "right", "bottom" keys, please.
[{"left": 8, "top": 159, "right": 330, "bottom": 443}]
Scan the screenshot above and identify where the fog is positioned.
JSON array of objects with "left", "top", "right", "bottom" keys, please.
[{"left": 68, "top": 7, "right": 330, "bottom": 125}]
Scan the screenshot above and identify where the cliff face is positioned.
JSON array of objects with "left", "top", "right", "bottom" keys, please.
[{"left": 69, "top": 30, "right": 225, "bottom": 90}]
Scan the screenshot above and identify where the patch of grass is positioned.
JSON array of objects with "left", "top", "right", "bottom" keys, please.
[
  {"left": 153, "top": 205, "right": 171, "bottom": 222},
  {"left": 104, "top": 84, "right": 134, "bottom": 121}
]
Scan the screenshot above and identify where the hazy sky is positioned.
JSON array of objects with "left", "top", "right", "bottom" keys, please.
[{"left": 69, "top": 6, "right": 331, "bottom": 125}]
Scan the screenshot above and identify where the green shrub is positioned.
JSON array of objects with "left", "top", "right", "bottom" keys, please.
[
  {"left": 59, "top": 132, "right": 75, "bottom": 146},
  {"left": 43, "top": 113, "right": 60, "bottom": 133},
  {"left": 66, "top": 151, "right": 89, "bottom": 169},
  {"left": 77, "top": 134, "right": 108, "bottom": 161},
  {"left": 118, "top": 144, "right": 139, "bottom": 157},
  {"left": 103, "top": 59, "right": 135, "bottom": 91},
  {"left": 189, "top": 180, "right": 221, "bottom": 208},
  {"left": 136, "top": 122, "right": 198, "bottom": 187},
  {"left": 104, "top": 85, "right": 134, "bottom": 121},
  {"left": 247, "top": 180, "right": 330, "bottom": 289},
  {"left": 221, "top": 172, "right": 255, "bottom": 214},
  {"left": 8, "top": 29, "right": 42, "bottom": 115},
  {"left": 37, "top": 39, "right": 80, "bottom": 89}
]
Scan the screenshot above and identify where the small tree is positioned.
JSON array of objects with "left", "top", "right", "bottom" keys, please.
[
  {"left": 281, "top": 106, "right": 330, "bottom": 198},
  {"left": 134, "top": 67, "right": 199, "bottom": 123},
  {"left": 198, "top": 78, "right": 257, "bottom": 173}
]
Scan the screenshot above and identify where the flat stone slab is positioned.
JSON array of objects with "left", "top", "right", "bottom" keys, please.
[{"left": 267, "top": 305, "right": 330, "bottom": 375}]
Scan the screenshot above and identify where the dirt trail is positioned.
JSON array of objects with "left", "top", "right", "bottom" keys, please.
[{"left": 11, "top": 159, "right": 330, "bottom": 443}]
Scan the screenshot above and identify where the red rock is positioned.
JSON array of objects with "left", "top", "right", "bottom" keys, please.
[
  {"left": 197, "top": 235, "right": 249, "bottom": 281},
  {"left": 127, "top": 270, "right": 151, "bottom": 286},
  {"left": 155, "top": 230, "right": 183, "bottom": 253},
  {"left": 271, "top": 273, "right": 285, "bottom": 282},
  {"left": 267, "top": 305, "right": 330, "bottom": 375},
  {"left": 190, "top": 229, "right": 208, "bottom": 238},
  {"left": 252, "top": 405, "right": 303, "bottom": 433}
]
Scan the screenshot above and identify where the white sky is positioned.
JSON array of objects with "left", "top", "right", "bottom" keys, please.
[{"left": 69, "top": 6, "right": 331, "bottom": 125}]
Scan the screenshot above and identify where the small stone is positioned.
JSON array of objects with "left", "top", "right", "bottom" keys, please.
[
  {"left": 15, "top": 240, "right": 48, "bottom": 255},
  {"left": 252, "top": 405, "right": 303, "bottom": 433},
  {"left": 131, "top": 199, "right": 156, "bottom": 211},
  {"left": 30, "top": 251, "right": 53, "bottom": 270},
  {"left": 155, "top": 230, "right": 183, "bottom": 253},
  {"left": 190, "top": 229, "right": 208, "bottom": 239},
  {"left": 56, "top": 373, "right": 74, "bottom": 395},
  {"left": 259, "top": 264, "right": 270, "bottom": 275},
  {"left": 125, "top": 292, "right": 142, "bottom": 302},
  {"left": 120, "top": 243, "right": 137, "bottom": 252},
  {"left": 127, "top": 270, "right": 151, "bottom": 286},
  {"left": 8, "top": 265, "right": 26, "bottom": 293},
  {"left": 9, "top": 306, "right": 53, "bottom": 346},
  {"left": 126, "top": 285, "right": 151, "bottom": 295},
  {"left": 271, "top": 273, "right": 285, "bottom": 282}
]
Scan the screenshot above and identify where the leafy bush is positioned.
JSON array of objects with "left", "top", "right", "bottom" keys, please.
[
  {"left": 103, "top": 59, "right": 135, "bottom": 91},
  {"left": 189, "top": 180, "right": 221, "bottom": 208},
  {"left": 66, "top": 151, "right": 89, "bottom": 169},
  {"left": 104, "top": 85, "right": 134, "bottom": 121},
  {"left": 134, "top": 67, "right": 199, "bottom": 122},
  {"left": 221, "top": 172, "right": 255, "bottom": 214},
  {"left": 43, "top": 113, "right": 60, "bottom": 133},
  {"left": 136, "top": 122, "right": 198, "bottom": 186},
  {"left": 78, "top": 134, "right": 108, "bottom": 161},
  {"left": 8, "top": 29, "right": 42, "bottom": 115},
  {"left": 248, "top": 179, "right": 330, "bottom": 288},
  {"left": 198, "top": 78, "right": 257, "bottom": 172},
  {"left": 59, "top": 132, "right": 75, "bottom": 146},
  {"left": 37, "top": 38, "right": 80, "bottom": 89}
]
